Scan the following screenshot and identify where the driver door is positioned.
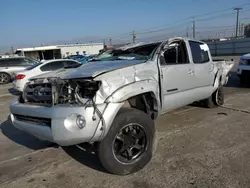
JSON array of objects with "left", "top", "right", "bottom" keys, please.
[{"left": 160, "top": 41, "right": 196, "bottom": 113}]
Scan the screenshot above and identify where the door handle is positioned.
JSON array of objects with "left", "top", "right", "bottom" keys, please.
[{"left": 188, "top": 69, "right": 194, "bottom": 74}]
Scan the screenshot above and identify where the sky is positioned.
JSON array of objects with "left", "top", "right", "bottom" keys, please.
[{"left": 0, "top": 0, "right": 250, "bottom": 53}]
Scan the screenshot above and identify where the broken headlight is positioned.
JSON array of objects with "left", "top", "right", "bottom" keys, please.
[{"left": 75, "top": 80, "right": 101, "bottom": 99}]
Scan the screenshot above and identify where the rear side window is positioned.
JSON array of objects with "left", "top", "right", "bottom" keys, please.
[
  {"left": 40, "top": 63, "right": 51, "bottom": 71},
  {"left": 0, "top": 58, "right": 24, "bottom": 66},
  {"left": 0, "top": 59, "right": 7, "bottom": 67},
  {"left": 189, "top": 41, "right": 210, "bottom": 64},
  {"left": 50, "top": 61, "right": 64, "bottom": 70},
  {"left": 26, "top": 63, "right": 43, "bottom": 70},
  {"left": 0, "top": 58, "right": 37, "bottom": 66},
  {"left": 40, "top": 61, "right": 64, "bottom": 72},
  {"left": 64, "top": 61, "right": 80, "bottom": 67},
  {"left": 24, "top": 58, "right": 37, "bottom": 65}
]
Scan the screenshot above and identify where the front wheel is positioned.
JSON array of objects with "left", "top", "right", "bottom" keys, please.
[{"left": 97, "top": 108, "right": 156, "bottom": 175}]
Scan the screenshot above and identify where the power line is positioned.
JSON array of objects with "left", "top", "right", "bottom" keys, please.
[
  {"left": 136, "top": 7, "right": 250, "bottom": 36},
  {"left": 196, "top": 28, "right": 235, "bottom": 34},
  {"left": 192, "top": 2, "right": 250, "bottom": 18},
  {"left": 87, "top": 3, "right": 250, "bottom": 44},
  {"left": 195, "top": 12, "right": 235, "bottom": 22},
  {"left": 137, "top": 13, "right": 237, "bottom": 36},
  {"left": 135, "top": 2, "right": 250, "bottom": 34},
  {"left": 241, "top": 17, "right": 250, "bottom": 20},
  {"left": 88, "top": 32, "right": 132, "bottom": 44},
  {"left": 196, "top": 25, "right": 236, "bottom": 29}
]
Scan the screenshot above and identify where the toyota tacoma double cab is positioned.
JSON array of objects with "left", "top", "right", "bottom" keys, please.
[{"left": 9, "top": 37, "right": 234, "bottom": 175}]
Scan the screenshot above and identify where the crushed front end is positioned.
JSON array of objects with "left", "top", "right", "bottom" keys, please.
[{"left": 9, "top": 77, "right": 123, "bottom": 146}]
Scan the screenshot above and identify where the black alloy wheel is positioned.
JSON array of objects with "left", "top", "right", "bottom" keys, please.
[
  {"left": 112, "top": 123, "right": 147, "bottom": 163},
  {"left": 97, "top": 108, "right": 156, "bottom": 175}
]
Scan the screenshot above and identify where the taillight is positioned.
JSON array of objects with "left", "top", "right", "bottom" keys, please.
[{"left": 16, "top": 74, "right": 26, "bottom": 80}]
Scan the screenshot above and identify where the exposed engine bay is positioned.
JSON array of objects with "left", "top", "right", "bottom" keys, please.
[{"left": 21, "top": 77, "right": 101, "bottom": 106}]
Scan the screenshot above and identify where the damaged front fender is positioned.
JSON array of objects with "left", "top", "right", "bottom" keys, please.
[{"left": 105, "top": 79, "right": 160, "bottom": 109}]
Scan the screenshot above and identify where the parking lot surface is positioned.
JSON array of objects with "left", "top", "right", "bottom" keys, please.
[{"left": 1, "top": 66, "right": 250, "bottom": 188}]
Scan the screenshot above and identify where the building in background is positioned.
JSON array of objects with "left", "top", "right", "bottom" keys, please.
[
  {"left": 15, "top": 43, "right": 104, "bottom": 60},
  {"left": 0, "top": 54, "right": 19, "bottom": 58}
]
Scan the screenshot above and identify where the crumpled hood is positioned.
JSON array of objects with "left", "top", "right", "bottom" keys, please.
[{"left": 30, "top": 60, "right": 144, "bottom": 80}]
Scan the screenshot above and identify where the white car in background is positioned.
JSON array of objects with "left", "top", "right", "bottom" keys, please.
[
  {"left": 13, "top": 59, "right": 81, "bottom": 92},
  {"left": 237, "top": 53, "right": 250, "bottom": 84}
]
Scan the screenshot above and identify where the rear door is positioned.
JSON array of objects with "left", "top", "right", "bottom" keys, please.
[{"left": 188, "top": 41, "right": 214, "bottom": 99}]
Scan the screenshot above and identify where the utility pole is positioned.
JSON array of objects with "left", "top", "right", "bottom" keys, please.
[
  {"left": 234, "top": 8, "right": 242, "bottom": 38},
  {"left": 192, "top": 20, "right": 196, "bottom": 39},
  {"left": 239, "top": 21, "right": 241, "bottom": 36},
  {"left": 11, "top": 47, "right": 14, "bottom": 54},
  {"left": 132, "top": 30, "right": 136, "bottom": 43},
  {"left": 186, "top": 26, "right": 189, "bottom": 37}
]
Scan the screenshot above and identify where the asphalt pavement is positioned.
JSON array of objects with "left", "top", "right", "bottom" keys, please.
[{"left": 1, "top": 66, "right": 250, "bottom": 188}]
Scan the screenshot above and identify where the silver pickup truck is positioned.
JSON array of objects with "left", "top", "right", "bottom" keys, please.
[{"left": 9, "top": 37, "right": 234, "bottom": 175}]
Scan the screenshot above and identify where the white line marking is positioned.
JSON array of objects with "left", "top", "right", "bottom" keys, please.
[
  {"left": 172, "top": 107, "right": 198, "bottom": 115},
  {"left": 0, "top": 147, "right": 54, "bottom": 165},
  {"left": 0, "top": 93, "right": 12, "bottom": 98}
]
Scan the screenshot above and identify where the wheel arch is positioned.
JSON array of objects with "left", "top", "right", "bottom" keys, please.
[
  {"left": 90, "top": 80, "right": 160, "bottom": 142},
  {"left": 105, "top": 79, "right": 161, "bottom": 115},
  {"left": 213, "top": 69, "right": 223, "bottom": 89}
]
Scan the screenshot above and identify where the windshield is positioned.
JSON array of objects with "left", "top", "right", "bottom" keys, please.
[
  {"left": 91, "top": 43, "right": 161, "bottom": 62},
  {"left": 25, "top": 62, "right": 43, "bottom": 70}
]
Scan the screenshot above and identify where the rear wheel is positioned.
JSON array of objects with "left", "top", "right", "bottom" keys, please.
[
  {"left": 0, "top": 72, "right": 11, "bottom": 85},
  {"left": 98, "top": 108, "right": 156, "bottom": 175},
  {"left": 204, "top": 86, "right": 224, "bottom": 108}
]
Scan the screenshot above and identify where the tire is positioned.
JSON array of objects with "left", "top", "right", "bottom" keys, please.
[
  {"left": 240, "top": 75, "right": 247, "bottom": 85},
  {"left": 239, "top": 71, "right": 250, "bottom": 86},
  {"left": 98, "top": 108, "right": 156, "bottom": 175},
  {"left": 204, "top": 86, "right": 224, "bottom": 108},
  {"left": 0, "top": 72, "right": 11, "bottom": 85}
]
